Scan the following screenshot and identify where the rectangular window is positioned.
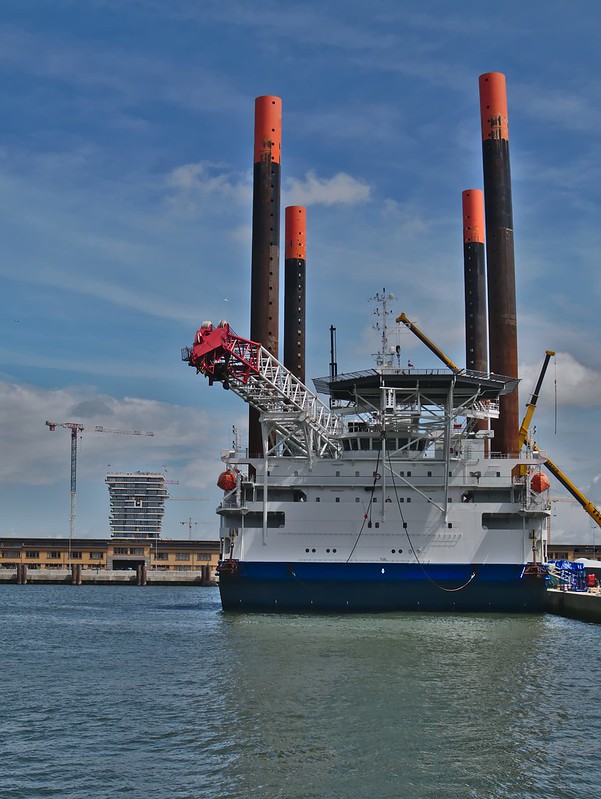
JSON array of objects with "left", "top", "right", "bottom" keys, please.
[
  {"left": 114, "top": 547, "right": 127, "bottom": 555},
  {"left": 1, "top": 550, "right": 20, "bottom": 558},
  {"left": 155, "top": 552, "right": 169, "bottom": 561},
  {"left": 89, "top": 552, "right": 104, "bottom": 560},
  {"left": 25, "top": 551, "right": 39, "bottom": 559},
  {"left": 71, "top": 552, "right": 82, "bottom": 559},
  {"left": 131, "top": 548, "right": 144, "bottom": 556},
  {"left": 46, "top": 551, "right": 61, "bottom": 559},
  {"left": 175, "top": 553, "right": 190, "bottom": 561},
  {"left": 196, "top": 553, "right": 211, "bottom": 561}
]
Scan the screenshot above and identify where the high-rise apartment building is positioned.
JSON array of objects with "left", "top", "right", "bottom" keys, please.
[{"left": 106, "top": 472, "right": 168, "bottom": 539}]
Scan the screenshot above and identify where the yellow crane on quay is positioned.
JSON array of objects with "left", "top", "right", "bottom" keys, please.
[
  {"left": 45, "top": 421, "right": 155, "bottom": 551},
  {"left": 396, "top": 312, "right": 601, "bottom": 532}
]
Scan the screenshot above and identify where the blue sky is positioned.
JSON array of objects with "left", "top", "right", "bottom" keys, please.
[{"left": 2, "top": 0, "right": 601, "bottom": 542}]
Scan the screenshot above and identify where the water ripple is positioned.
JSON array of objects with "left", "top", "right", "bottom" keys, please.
[{"left": 1, "top": 587, "right": 600, "bottom": 798}]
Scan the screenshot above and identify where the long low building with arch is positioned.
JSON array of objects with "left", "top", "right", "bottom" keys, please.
[{"left": 0, "top": 536, "right": 219, "bottom": 584}]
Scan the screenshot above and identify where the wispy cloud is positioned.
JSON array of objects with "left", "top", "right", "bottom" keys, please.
[
  {"left": 166, "top": 161, "right": 251, "bottom": 213},
  {"left": 0, "top": 380, "right": 224, "bottom": 487},
  {"left": 285, "top": 170, "right": 370, "bottom": 207}
]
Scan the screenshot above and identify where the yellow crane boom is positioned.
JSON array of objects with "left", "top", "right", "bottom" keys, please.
[
  {"left": 395, "top": 312, "right": 462, "bottom": 374},
  {"left": 526, "top": 437, "right": 601, "bottom": 529},
  {"left": 518, "top": 350, "right": 555, "bottom": 451}
]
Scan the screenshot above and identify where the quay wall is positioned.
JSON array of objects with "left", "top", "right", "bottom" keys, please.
[
  {"left": 0, "top": 568, "right": 216, "bottom": 586},
  {"left": 545, "top": 588, "right": 601, "bottom": 624}
]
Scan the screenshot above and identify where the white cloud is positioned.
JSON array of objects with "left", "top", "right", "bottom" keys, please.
[
  {"left": 166, "top": 161, "right": 251, "bottom": 213},
  {"left": 0, "top": 381, "right": 225, "bottom": 487},
  {"left": 520, "top": 351, "right": 601, "bottom": 410},
  {"left": 285, "top": 170, "right": 370, "bottom": 207}
]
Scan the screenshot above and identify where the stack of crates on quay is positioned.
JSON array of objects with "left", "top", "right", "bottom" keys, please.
[{"left": 547, "top": 560, "right": 586, "bottom": 592}]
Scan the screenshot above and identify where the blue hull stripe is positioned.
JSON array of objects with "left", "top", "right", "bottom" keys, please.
[{"left": 218, "top": 561, "right": 547, "bottom": 613}]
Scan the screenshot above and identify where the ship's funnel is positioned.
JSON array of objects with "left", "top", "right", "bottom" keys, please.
[
  {"left": 284, "top": 205, "right": 307, "bottom": 383},
  {"left": 479, "top": 72, "right": 519, "bottom": 455},
  {"left": 462, "top": 189, "right": 487, "bottom": 373},
  {"left": 249, "top": 95, "right": 282, "bottom": 457}
]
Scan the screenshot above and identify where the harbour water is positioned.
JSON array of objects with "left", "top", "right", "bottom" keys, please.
[{"left": 1, "top": 585, "right": 599, "bottom": 799}]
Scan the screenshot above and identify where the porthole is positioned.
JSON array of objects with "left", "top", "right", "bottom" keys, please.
[
  {"left": 333, "top": 548, "right": 337, "bottom": 553},
  {"left": 305, "top": 548, "right": 309, "bottom": 553},
  {"left": 311, "top": 548, "right": 316, "bottom": 553},
  {"left": 326, "top": 548, "right": 330, "bottom": 553}
]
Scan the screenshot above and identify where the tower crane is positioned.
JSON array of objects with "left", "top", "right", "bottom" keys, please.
[{"left": 45, "top": 421, "right": 154, "bottom": 551}]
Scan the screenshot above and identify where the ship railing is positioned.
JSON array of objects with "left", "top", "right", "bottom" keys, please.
[{"left": 219, "top": 496, "right": 246, "bottom": 510}]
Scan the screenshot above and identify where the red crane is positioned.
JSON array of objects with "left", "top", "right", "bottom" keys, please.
[{"left": 45, "top": 421, "right": 154, "bottom": 551}]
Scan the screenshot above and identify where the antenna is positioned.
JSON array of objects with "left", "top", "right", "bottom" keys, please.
[
  {"left": 329, "top": 325, "right": 338, "bottom": 378},
  {"left": 370, "top": 288, "right": 398, "bottom": 367}
]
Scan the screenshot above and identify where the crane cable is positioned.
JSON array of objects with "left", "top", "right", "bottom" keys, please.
[
  {"left": 554, "top": 354, "right": 558, "bottom": 436},
  {"left": 345, "top": 447, "right": 382, "bottom": 563},
  {"left": 386, "top": 450, "right": 476, "bottom": 593}
]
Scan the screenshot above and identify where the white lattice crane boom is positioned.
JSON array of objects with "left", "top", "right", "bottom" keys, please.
[{"left": 182, "top": 322, "right": 341, "bottom": 457}]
